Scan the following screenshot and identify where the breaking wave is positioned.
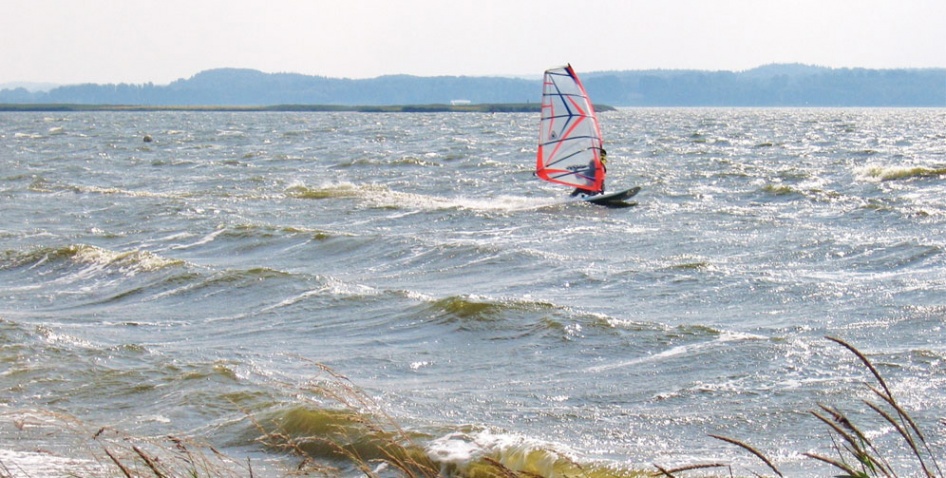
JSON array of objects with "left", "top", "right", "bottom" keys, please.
[
  {"left": 2, "top": 244, "right": 185, "bottom": 275},
  {"left": 857, "top": 165, "right": 946, "bottom": 182}
]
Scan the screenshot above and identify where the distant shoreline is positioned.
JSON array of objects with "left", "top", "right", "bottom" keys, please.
[
  {"left": 0, "top": 103, "right": 622, "bottom": 113},
  {"left": 4, "top": 66, "right": 943, "bottom": 107}
]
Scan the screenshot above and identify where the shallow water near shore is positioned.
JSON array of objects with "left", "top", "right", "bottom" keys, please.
[{"left": 2, "top": 108, "right": 945, "bottom": 476}]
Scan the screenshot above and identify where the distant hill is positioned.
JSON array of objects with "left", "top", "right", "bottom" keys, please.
[
  {"left": 0, "top": 81, "right": 59, "bottom": 92},
  {"left": 579, "top": 64, "right": 946, "bottom": 106},
  {"left": 2, "top": 64, "right": 944, "bottom": 107}
]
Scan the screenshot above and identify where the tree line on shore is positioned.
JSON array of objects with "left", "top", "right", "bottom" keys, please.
[{"left": 2, "top": 64, "right": 943, "bottom": 107}]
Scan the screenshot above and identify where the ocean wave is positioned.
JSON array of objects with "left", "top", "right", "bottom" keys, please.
[
  {"left": 178, "top": 266, "right": 294, "bottom": 289},
  {"left": 660, "top": 255, "right": 714, "bottom": 271},
  {"left": 253, "top": 275, "right": 386, "bottom": 315},
  {"left": 265, "top": 406, "right": 415, "bottom": 462},
  {"left": 831, "top": 241, "right": 943, "bottom": 273},
  {"left": 585, "top": 329, "right": 760, "bottom": 373},
  {"left": 266, "top": 406, "right": 629, "bottom": 477},
  {"left": 427, "top": 430, "right": 612, "bottom": 477},
  {"left": 165, "top": 220, "right": 341, "bottom": 254},
  {"left": 65, "top": 244, "right": 184, "bottom": 274},
  {"left": 334, "top": 155, "right": 445, "bottom": 168},
  {"left": 408, "top": 293, "right": 665, "bottom": 343},
  {"left": 176, "top": 223, "right": 343, "bottom": 244},
  {"left": 428, "top": 295, "right": 508, "bottom": 321},
  {"left": 75, "top": 185, "right": 185, "bottom": 198},
  {"left": 857, "top": 165, "right": 946, "bottom": 182},
  {"left": 0, "top": 404, "right": 634, "bottom": 478},
  {"left": 0, "top": 244, "right": 195, "bottom": 309},
  {"left": 756, "top": 183, "right": 843, "bottom": 205},
  {"left": 2, "top": 244, "right": 185, "bottom": 275},
  {"left": 284, "top": 179, "right": 558, "bottom": 212},
  {"left": 759, "top": 183, "right": 801, "bottom": 197},
  {"left": 421, "top": 294, "right": 559, "bottom": 324},
  {"left": 285, "top": 181, "right": 379, "bottom": 199},
  {"left": 25, "top": 178, "right": 188, "bottom": 199}
]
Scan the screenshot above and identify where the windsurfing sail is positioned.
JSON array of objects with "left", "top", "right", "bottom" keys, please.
[{"left": 536, "top": 64, "right": 605, "bottom": 193}]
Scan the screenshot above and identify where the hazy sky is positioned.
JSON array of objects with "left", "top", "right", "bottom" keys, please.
[{"left": 2, "top": 0, "right": 944, "bottom": 85}]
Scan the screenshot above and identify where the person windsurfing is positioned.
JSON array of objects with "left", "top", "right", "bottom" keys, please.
[{"left": 570, "top": 147, "right": 607, "bottom": 197}]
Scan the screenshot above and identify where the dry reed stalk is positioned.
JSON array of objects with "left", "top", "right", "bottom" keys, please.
[
  {"left": 809, "top": 407, "right": 894, "bottom": 477},
  {"left": 827, "top": 336, "right": 943, "bottom": 478},
  {"left": 103, "top": 447, "right": 134, "bottom": 478},
  {"left": 708, "top": 434, "right": 784, "bottom": 477},
  {"left": 803, "top": 452, "right": 864, "bottom": 477},
  {"left": 864, "top": 400, "right": 936, "bottom": 478},
  {"left": 826, "top": 337, "right": 893, "bottom": 399},
  {"left": 866, "top": 383, "right": 942, "bottom": 477},
  {"left": 802, "top": 336, "right": 943, "bottom": 478},
  {"left": 290, "top": 359, "right": 441, "bottom": 477},
  {"left": 653, "top": 462, "right": 728, "bottom": 477},
  {"left": 133, "top": 445, "right": 168, "bottom": 478},
  {"left": 482, "top": 456, "right": 524, "bottom": 478}
]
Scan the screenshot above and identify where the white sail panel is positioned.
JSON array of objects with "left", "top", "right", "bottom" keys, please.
[{"left": 535, "top": 65, "right": 605, "bottom": 192}]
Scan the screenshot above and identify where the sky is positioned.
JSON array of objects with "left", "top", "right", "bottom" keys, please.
[{"left": 2, "top": 0, "right": 945, "bottom": 86}]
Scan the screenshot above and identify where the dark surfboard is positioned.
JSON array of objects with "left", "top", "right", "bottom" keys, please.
[{"left": 582, "top": 186, "right": 641, "bottom": 207}]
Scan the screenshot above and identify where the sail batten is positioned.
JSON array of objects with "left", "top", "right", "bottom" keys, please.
[{"left": 535, "top": 64, "right": 605, "bottom": 192}]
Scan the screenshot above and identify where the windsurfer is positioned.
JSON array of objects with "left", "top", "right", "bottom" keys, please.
[{"left": 570, "top": 148, "right": 607, "bottom": 197}]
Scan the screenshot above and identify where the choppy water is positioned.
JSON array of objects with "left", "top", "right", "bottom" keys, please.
[{"left": 2, "top": 108, "right": 946, "bottom": 476}]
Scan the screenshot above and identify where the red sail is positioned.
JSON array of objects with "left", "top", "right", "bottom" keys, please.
[{"left": 536, "top": 64, "right": 605, "bottom": 192}]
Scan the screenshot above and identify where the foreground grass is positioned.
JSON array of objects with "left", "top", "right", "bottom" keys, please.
[
  {"left": 0, "top": 337, "right": 941, "bottom": 478},
  {"left": 679, "top": 337, "right": 944, "bottom": 478}
]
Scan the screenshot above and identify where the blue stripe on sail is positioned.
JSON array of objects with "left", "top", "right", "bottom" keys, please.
[{"left": 541, "top": 141, "right": 598, "bottom": 169}]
